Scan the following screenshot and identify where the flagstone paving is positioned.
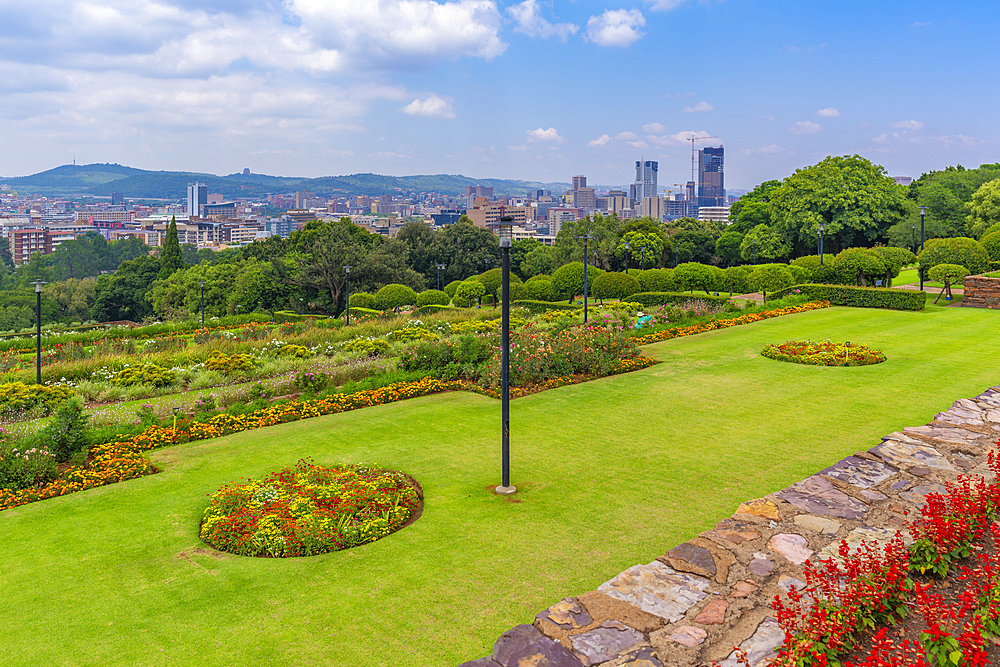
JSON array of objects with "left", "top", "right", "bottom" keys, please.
[{"left": 458, "top": 385, "right": 1000, "bottom": 667}]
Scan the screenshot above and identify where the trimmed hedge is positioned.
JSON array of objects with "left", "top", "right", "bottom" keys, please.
[
  {"left": 625, "top": 291, "right": 732, "bottom": 307},
  {"left": 765, "top": 284, "right": 925, "bottom": 310},
  {"left": 511, "top": 300, "right": 581, "bottom": 314},
  {"left": 415, "top": 304, "right": 459, "bottom": 314}
]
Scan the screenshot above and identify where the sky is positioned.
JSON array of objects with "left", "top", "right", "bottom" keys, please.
[{"left": 0, "top": 0, "right": 998, "bottom": 191}]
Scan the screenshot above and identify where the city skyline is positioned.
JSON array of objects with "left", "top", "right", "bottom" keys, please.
[{"left": 0, "top": 0, "right": 997, "bottom": 190}]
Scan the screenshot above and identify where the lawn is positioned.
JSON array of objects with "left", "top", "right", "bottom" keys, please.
[{"left": 2, "top": 303, "right": 999, "bottom": 667}]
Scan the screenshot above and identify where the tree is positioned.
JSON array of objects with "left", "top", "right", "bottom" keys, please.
[
  {"left": 918, "top": 237, "right": 990, "bottom": 278},
  {"left": 158, "top": 216, "right": 185, "bottom": 280},
  {"left": 672, "top": 262, "right": 716, "bottom": 294},
  {"left": 551, "top": 262, "right": 604, "bottom": 302},
  {"left": 769, "top": 155, "right": 908, "bottom": 253},
  {"left": 374, "top": 284, "right": 418, "bottom": 312},
  {"left": 831, "top": 248, "right": 886, "bottom": 286},
  {"left": 723, "top": 266, "right": 751, "bottom": 295},
  {"left": 748, "top": 265, "right": 794, "bottom": 293},
  {"left": 910, "top": 163, "right": 1000, "bottom": 238},
  {"left": 616, "top": 231, "right": 663, "bottom": 271},
  {"left": 452, "top": 280, "right": 485, "bottom": 308},
  {"left": 552, "top": 213, "right": 624, "bottom": 268},
  {"left": 965, "top": 178, "right": 1000, "bottom": 239},
  {"left": 715, "top": 231, "right": 744, "bottom": 266},
  {"left": 523, "top": 277, "right": 556, "bottom": 301},
  {"left": 43, "top": 278, "right": 97, "bottom": 322},
  {"left": 521, "top": 245, "right": 556, "bottom": 278},
  {"left": 428, "top": 218, "right": 500, "bottom": 285},
  {"left": 508, "top": 238, "right": 541, "bottom": 280},
  {"left": 740, "top": 224, "right": 791, "bottom": 263},
  {"left": 928, "top": 264, "right": 968, "bottom": 302},
  {"left": 92, "top": 255, "right": 161, "bottom": 322},
  {"left": 636, "top": 268, "right": 676, "bottom": 292},
  {"left": 867, "top": 246, "right": 916, "bottom": 286},
  {"left": 982, "top": 232, "right": 1000, "bottom": 262},
  {"left": 395, "top": 220, "right": 437, "bottom": 287},
  {"left": 592, "top": 272, "right": 641, "bottom": 302},
  {"left": 727, "top": 180, "right": 781, "bottom": 234},
  {"left": 472, "top": 268, "right": 523, "bottom": 309},
  {"left": 0, "top": 237, "right": 12, "bottom": 272}
]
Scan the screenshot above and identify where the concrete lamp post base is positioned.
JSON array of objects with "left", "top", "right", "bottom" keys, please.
[{"left": 495, "top": 485, "right": 518, "bottom": 495}]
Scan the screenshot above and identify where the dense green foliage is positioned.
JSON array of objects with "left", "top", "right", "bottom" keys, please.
[
  {"left": 748, "top": 265, "right": 794, "bottom": 293},
  {"left": 767, "top": 284, "right": 926, "bottom": 310},
  {"left": 918, "top": 237, "right": 990, "bottom": 277},
  {"left": 592, "top": 272, "right": 641, "bottom": 301},
  {"left": 626, "top": 292, "right": 732, "bottom": 307}
]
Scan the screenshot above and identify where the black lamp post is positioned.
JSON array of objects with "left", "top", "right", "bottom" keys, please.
[
  {"left": 919, "top": 206, "right": 926, "bottom": 291},
  {"left": 496, "top": 217, "right": 515, "bottom": 495},
  {"left": 436, "top": 263, "right": 446, "bottom": 291},
  {"left": 625, "top": 240, "right": 630, "bottom": 275},
  {"left": 911, "top": 225, "right": 916, "bottom": 255},
  {"left": 199, "top": 280, "right": 205, "bottom": 326},
  {"left": 344, "top": 265, "right": 352, "bottom": 325},
  {"left": 31, "top": 280, "right": 46, "bottom": 385},
  {"left": 580, "top": 234, "right": 591, "bottom": 323},
  {"left": 818, "top": 223, "right": 825, "bottom": 265}
]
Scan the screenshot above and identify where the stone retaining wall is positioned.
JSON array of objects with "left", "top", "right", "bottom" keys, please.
[
  {"left": 962, "top": 274, "right": 1000, "bottom": 309},
  {"left": 458, "top": 387, "right": 1000, "bottom": 667}
]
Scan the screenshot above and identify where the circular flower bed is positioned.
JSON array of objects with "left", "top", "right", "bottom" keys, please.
[
  {"left": 200, "top": 460, "right": 422, "bottom": 557},
  {"left": 761, "top": 340, "right": 886, "bottom": 367}
]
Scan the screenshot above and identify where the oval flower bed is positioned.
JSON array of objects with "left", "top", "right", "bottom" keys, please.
[
  {"left": 762, "top": 340, "right": 886, "bottom": 367},
  {"left": 200, "top": 460, "right": 422, "bottom": 557}
]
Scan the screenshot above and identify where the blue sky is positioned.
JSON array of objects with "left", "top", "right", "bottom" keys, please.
[{"left": 0, "top": 0, "right": 997, "bottom": 191}]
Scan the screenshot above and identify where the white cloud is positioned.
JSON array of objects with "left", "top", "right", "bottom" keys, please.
[
  {"left": 645, "top": 129, "right": 714, "bottom": 147},
  {"left": 507, "top": 0, "right": 578, "bottom": 40},
  {"left": 642, "top": 122, "right": 666, "bottom": 133},
  {"left": 526, "top": 127, "right": 564, "bottom": 143},
  {"left": 588, "top": 134, "right": 611, "bottom": 147},
  {"left": 682, "top": 101, "right": 713, "bottom": 113},
  {"left": 585, "top": 9, "right": 645, "bottom": 47},
  {"left": 891, "top": 120, "right": 924, "bottom": 130},
  {"left": 614, "top": 131, "right": 639, "bottom": 140},
  {"left": 739, "top": 144, "right": 793, "bottom": 156},
  {"left": 789, "top": 120, "right": 822, "bottom": 134},
  {"left": 646, "top": 0, "right": 691, "bottom": 9},
  {"left": 400, "top": 94, "right": 456, "bottom": 118},
  {"left": 816, "top": 107, "right": 841, "bottom": 117}
]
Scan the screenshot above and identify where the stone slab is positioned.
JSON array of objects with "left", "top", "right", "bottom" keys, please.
[
  {"left": 774, "top": 475, "right": 868, "bottom": 520},
  {"left": 704, "top": 519, "right": 760, "bottom": 545},
  {"left": 576, "top": 591, "right": 664, "bottom": 635},
  {"left": 664, "top": 541, "right": 716, "bottom": 579},
  {"left": 778, "top": 575, "right": 807, "bottom": 593},
  {"left": 793, "top": 514, "right": 842, "bottom": 536},
  {"left": 767, "top": 533, "right": 813, "bottom": 565},
  {"left": 730, "top": 580, "right": 759, "bottom": 598},
  {"left": 666, "top": 625, "right": 707, "bottom": 648},
  {"left": 536, "top": 598, "right": 592, "bottom": 631},
  {"left": 694, "top": 597, "right": 728, "bottom": 625},
  {"left": 717, "top": 618, "right": 784, "bottom": 667},
  {"left": 570, "top": 620, "right": 643, "bottom": 667},
  {"left": 870, "top": 440, "right": 957, "bottom": 472},
  {"left": 900, "top": 483, "right": 949, "bottom": 507},
  {"left": 735, "top": 498, "right": 780, "bottom": 521},
  {"left": 903, "top": 424, "right": 988, "bottom": 446},
  {"left": 494, "top": 625, "right": 543, "bottom": 666},
  {"left": 597, "top": 561, "right": 711, "bottom": 624},
  {"left": 748, "top": 557, "right": 776, "bottom": 577},
  {"left": 817, "top": 456, "right": 896, "bottom": 489},
  {"left": 816, "top": 526, "right": 909, "bottom": 561},
  {"left": 619, "top": 647, "right": 664, "bottom": 666}
]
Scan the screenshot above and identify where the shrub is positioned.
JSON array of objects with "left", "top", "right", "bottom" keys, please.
[
  {"left": 748, "top": 265, "right": 794, "bottom": 293},
  {"left": 627, "top": 292, "right": 732, "bottom": 307},
  {"left": 113, "top": 363, "right": 176, "bottom": 388},
  {"left": 34, "top": 396, "right": 90, "bottom": 462},
  {"left": 637, "top": 268, "right": 676, "bottom": 292},
  {"left": 523, "top": 277, "right": 556, "bottom": 302},
  {"left": 0, "top": 382, "right": 75, "bottom": 417},
  {"left": 0, "top": 440, "right": 58, "bottom": 490},
  {"left": 592, "top": 272, "right": 641, "bottom": 301},
  {"left": 981, "top": 232, "right": 1000, "bottom": 262},
  {"left": 399, "top": 335, "right": 493, "bottom": 375},
  {"left": 343, "top": 338, "right": 391, "bottom": 356},
  {"left": 832, "top": 248, "right": 886, "bottom": 286},
  {"left": 766, "top": 284, "right": 925, "bottom": 310},
  {"left": 790, "top": 255, "right": 822, "bottom": 279},
  {"left": 510, "top": 300, "right": 580, "bottom": 314},
  {"left": 443, "top": 280, "right": 463, "bottom": 298},
  {"left": 415, "top": 304, "right": 456, "bottom": 315},
  {"left": 918, "top": 237, "right": 990, "bottom": 277},
  {"left": 349, "top": 292, "right": 377, "bottom": 309},
  {"left": 867, "top": 246, "right": 916, "bottom": 282},
  {"left": 291, "top": 371, "right": 330, "bottom": 394},
  {"left": 277, "top": 344, "right": 312, "bottom": 359},
  {"left": 204, "top": 351, "right": 256, "bottom": 375},
  {"left": 416, "top": 290, "right": 450, "bottom": 307},
  {"left": 375, "top": 284, "right": 419, "bottom": 312},
  {"left": 722, "top": 266, "right": 751, "bottom": 295},
  {"left": 452, "top": 280, "right": 486, "bottom": 308},
  {"left": 387, "top": 327, "right": 438, "bottom": 342},
  {"left": 551, "top": 262, "right": 604, "bottom": 301},
  {"left": 928, "top": 263, "right": 969, "bottom": 301},
  {"left": 787, "top": 264, "right": 810, "bottom": 285},
  {"left": 673, "top": 262, "right": 716, "bottom": 293}
]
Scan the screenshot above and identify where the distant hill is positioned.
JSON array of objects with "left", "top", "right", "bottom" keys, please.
[{"left": 0, "top": 164, "right": 569, "bottom": 199}]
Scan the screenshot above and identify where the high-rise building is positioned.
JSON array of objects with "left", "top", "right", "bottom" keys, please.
[
  {"left": 572, "top": 175, "right": 587, "bottom": 190},
  {"left": 465, "top": 185, "right": 494, "bottom": 199},
  {"left": 187, "top": 183, "right": 208, "bottom": 218},
  {"left": 641, "top": 196, "right": 663, "bottom": 220},
  {"left": 633, "top": 160, "right": 658, "bottom": 204},
  {"left": 111, "top": 191, "right": 124, "bottom": 205},
  {"left": 698, "top": 146, "right": 725, "bottom": 207}
]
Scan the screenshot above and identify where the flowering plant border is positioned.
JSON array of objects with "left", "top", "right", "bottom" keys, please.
[{"left": 762, "top": 340, "right": 887, "bottom": 367}]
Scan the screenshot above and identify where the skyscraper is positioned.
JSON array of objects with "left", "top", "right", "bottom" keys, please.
[
  {"left": 698, "top": 147, "right": 724, "bottom": 207},
  {"left": 187, "top": 183, "right": 207, "bottom": 218},
  {"left": 633, "top": 160, "right": 658, "bottom": 205},
  {"left": 572, "top": 175, "right": 587, "bottom": 190}
]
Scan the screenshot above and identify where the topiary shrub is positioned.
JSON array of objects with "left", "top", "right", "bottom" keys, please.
[
  {"left": 928, "top": 263, "right": 969, "bottom": 302},
  {"left": 523, "top": 277, "right": 556, "bottom": 302},
  {"left": 551, "top": 262, "right": 604, "bottom": 302},
  {"left": 416, "top": 289, "right": 450, "bottom": 307},
  {"left": 918, "top": 237, "right": 990, "bottom": 278},
  {"left": 349, "top": 292, "right": 377, "bottom": 309},
  {"left": 443, "top": 280, "right": 463, "bottom": 298},
  {"left": 981, "top": 232, "right": 1000, "bottom": 262},
  {"left": 114, "top": 363, "right": 176, "bottom": 388},
  {"left": 790, "top": 255, "right": 821, "bottom": 280},
  {"left": 592, "top": 272, "right": 642, "bottom": 301},
  {"left": 637, "top": 268, "right": 675, "bottom": 292},
  {"left": 673, "top": 262, "right": 716, "bottom": 293},
  {"left": 787, "top": 264, "right": 810, "bottom": 285},
  {"left": 204, "top": 351, "right": 256, "bottom": 375},
  {"left": 343, "top": 338, "right": 391, "bottom": 356},
  {"left": 748, "top": 265, "right": 794, "bottom": 293},
  {"left": 452, "top": 280, "right": 486, "bottom": 308},
  {"left": 277, "top": 344, "right": 312, "bottom": 359},
  {"left": 375, "top": 284, "right": 419, "bottom": 312},
  {"left": 723, "top": 266, "right": 751, "bottom": 295},
  {"left": 832, "top": 248, "right": 886, "bottom": 286},
  {"left": 867, "top": 246, "right": 916, "bottom": 285}
]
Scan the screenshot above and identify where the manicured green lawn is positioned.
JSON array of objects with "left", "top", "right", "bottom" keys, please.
[
  {"left": 2, "top": 304, "right": 999, "bottom": 666},
  {"left": 895, "top": 268, "right": 945, "bottom": 288}
]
